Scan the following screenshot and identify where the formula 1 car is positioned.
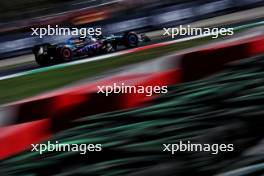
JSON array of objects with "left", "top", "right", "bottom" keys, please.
[{"left": 32, "top": 32, "right": 150, "bottom": 66}]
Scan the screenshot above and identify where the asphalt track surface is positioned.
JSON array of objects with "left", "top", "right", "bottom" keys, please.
[{"left": 0, "top": 39, "right": 165, "bottom": 78}]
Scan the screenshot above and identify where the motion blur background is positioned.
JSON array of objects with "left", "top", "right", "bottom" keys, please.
[
  {"left": 1, "top": 0, "right": 264, "bottom": 176},
  {"left": 0, "top": 0, "right": 263, "bottom": 58}
]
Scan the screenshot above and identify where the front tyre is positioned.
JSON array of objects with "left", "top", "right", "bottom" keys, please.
[{"left": 124, "top": 32, "right": 139, "bottom": 48}]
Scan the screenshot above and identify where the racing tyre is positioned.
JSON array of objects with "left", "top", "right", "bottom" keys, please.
[
  {"left": 124, "top": 32, "right": 139, "bottom": 48},
  {"left": 61, "top": 47, "right": 72, "bottom": 61},
  {"left": 34, "top": 45, "right": 52, "bottom": 66}
]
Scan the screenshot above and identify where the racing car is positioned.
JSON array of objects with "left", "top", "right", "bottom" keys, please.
[{"left": 32, "top": 32, "right": 150, "bottom": 66}]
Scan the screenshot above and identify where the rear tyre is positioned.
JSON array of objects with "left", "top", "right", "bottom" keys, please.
[
  {"left": 33, "top": 45, "right": 52, "bottom": 66},
  {"left": 60, "top": 47, "right": 72, "bottom": 61}
]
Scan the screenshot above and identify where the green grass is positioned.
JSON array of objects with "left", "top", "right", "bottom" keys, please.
[
  {"left": 2, "top": 55, "right": 264, "bottom": 176},
  {"left": 0, "top": 37, "right": 213, "bottom": 104}
]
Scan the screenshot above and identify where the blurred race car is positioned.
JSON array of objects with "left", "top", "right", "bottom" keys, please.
[{"left": 32, "top": 32, "right": 150, "bottom": 66}]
